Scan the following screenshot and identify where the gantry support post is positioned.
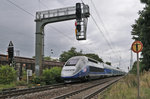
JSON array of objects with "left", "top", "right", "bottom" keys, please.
[{"left": 35, "top": 22, "right": 44, "bottom": 76}]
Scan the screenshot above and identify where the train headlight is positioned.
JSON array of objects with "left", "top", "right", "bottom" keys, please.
[{"left": 83, "top": 68, "right": 87, "bottom": 72}]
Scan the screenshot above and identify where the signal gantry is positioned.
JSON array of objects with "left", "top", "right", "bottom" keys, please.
[{"left": 35, "top": 3, "right": 90, "bottom": 76}]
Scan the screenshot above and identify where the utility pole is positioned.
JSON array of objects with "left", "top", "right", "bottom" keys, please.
[{"left": 130, "top": 48, "right": 133, "bottom": 70}]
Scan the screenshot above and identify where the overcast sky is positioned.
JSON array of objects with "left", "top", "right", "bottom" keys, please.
[{"left": 0, "top": 0, "right": 144, "bottom": 72}]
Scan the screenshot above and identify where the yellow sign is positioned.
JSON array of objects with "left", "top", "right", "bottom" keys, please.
[{"left": 131, "top": 41, "right": 143, "bottom": 53}]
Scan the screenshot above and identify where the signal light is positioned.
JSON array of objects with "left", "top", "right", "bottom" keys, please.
[
  {"left": 75, "top": 28, "right": 77, "bottom": 35},
  {"left": 75, "top": 21, "right": 77, "bottom": 26},
  {"left": 75, "top": 21, "right": 81, "bottom": 35}
]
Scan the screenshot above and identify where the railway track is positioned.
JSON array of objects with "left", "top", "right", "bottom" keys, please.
[
  {"left": 0, "top": 83, "right": 65, "bottom": 99},
  {"left": 0, "top": 76, "right": 123, "bottom": 99},
  {"left": 53, "top": 76, "right": 123, "bottom": 99}
]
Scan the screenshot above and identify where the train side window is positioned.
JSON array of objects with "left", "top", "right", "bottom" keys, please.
[{"left": 89, "top": 66, "right": 104, "bottom": 72}]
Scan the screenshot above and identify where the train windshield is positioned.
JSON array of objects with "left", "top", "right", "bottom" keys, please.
[{"left": 65, "top": 59, "right": 79, "bottom": 66}]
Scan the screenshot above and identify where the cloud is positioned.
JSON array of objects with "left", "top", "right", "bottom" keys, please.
[{"left": 0, "top": 0, "right": 144, "bottom": 72}]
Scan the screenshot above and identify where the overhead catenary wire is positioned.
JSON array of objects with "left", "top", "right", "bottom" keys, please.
[
  {"left": 80, "top": 0, "right": 111, "bottom": 45},
  {"left": 7, "top": 0, "right": 34, "bottom": 17},
  {"left": 90, "top": 0, "right": 121, "bottom": 57},
  {"left": 39, "top": 0, "right": 102, "bottom": 55},
  {"left": 78, "top": 0, "right": 114, "bottom": 63},
  {"left": 5, "top": 0, "right": 106, "bottom": 63},
  {"left": 6, "top": 0, "right": 74, "bottom": 41},
  {"left": 38, "top": 0, "right": 49, "bottom": 10},
  {"left": 81, "top": 0, "right": 121, "bottom": 63},
  {"left": 91, "top": 15, "right": 117, "bottom": 56},
  {"left": 6, "top": 0, "right": 87, "bottom": 46},
  {"left": 6, "top": 0, "right": 85, "bottom": 44},
  {"left": 90, "top": 0, "right": 114, "bottom": 46},
  {"left": 5, "top": 0, "right": 96, "bottom": 53}
]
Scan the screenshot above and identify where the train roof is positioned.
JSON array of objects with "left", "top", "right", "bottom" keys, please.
[
  {"left": 69, "top": 56, "right": 87, "bottom": 59},
  {"left": 104, "top": 64, "right": 119, "bottom": 70},
  {"left": 69, "top": 56, "right": 99, "bottom": 63}
]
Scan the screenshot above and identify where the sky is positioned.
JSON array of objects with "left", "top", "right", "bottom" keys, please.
[{"left": 0, "top": 0, "right": 144, "bottom": 72}]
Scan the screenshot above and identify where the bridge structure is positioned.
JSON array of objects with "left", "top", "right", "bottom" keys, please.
[
  {"left": 0, "top": 54, "right": 64, "bottom": 79},
  {"left": 35, "top": 3, "right": 90, "bottom": 76}
]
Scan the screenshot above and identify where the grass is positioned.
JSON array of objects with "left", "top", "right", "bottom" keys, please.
[
  {"left": 0, "top": 81, "right": 36, "bottom": 92},
  {"left": 0, "top": 83, "right": 16, "bottom": 91},
  {"left": 98, "top": 71, "right": 150, "bottom": 99}
]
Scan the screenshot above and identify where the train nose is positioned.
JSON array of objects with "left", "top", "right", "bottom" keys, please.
[{"left": 61, "top": 66, "right": 76, "bottom": 77}]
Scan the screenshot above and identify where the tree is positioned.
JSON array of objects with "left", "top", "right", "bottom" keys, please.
[
  {"left": 131, "top": 0, "right": 150, "bottom": 71},
  {"left": 105, "top": 62, "right": 111, "bottom": 66},
  {"left": 59, "top": 47, "right": 104, "bottom": 63},
  {"left": 44, "top": 56, "right": 52, "bottom": 61},
  {"left": 130, "top": 61, "right": 144, "bottom": 74},
  {"left": 59, "top": 47, "right": 82, "bottom": 62}
]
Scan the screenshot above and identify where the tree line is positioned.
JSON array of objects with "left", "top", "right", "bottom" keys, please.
[
  {"left": 59, "top": 47, "right": 111, "bottom": 65},
  {"left": 131, "top": 0, "right": 150, "bottom": 72}
]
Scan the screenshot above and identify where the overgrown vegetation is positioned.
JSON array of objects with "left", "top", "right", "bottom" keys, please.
[
  {"left": 130, "top": 61, "right": 144, "bottom": 74},
  {"left": 42, "top": 67, "right": 63, "bottom": 84},
  {"left": 0, "top": 65, "right": 16, "bottom": 84},
  {"left": 30, "top": 67, "right": 63, "bottom": 85},
  {"left": 0, "top": 65, "right": 62, "bottom": 91},
  {"left": 98, "top": 71, "right": 150, "bottom": 99}
]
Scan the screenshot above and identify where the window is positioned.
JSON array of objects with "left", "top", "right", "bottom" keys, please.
[
  {"left": 65, "top": 59, "right": 79, "bottom": 66},
  {"left": 88, "top": 58, "right": 98, "bottom": 64},
  {"left": 89, "top": 66, "right": 104, "bottom": 72}
]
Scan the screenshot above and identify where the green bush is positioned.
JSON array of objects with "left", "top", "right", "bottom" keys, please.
[
  {"left": 15, "top": 80, "right": 27, "bottom": 86},
  {"left": 42, "top": 67, "right": 63, "bottom": 84},
  {"left": 0, "top": 65, "right": 16, "bottom": 84}
]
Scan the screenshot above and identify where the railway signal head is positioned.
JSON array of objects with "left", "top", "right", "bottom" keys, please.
[
  {"left": 75, "top": 3, "right": 90, "bottom": 40},
  {"left": 8, "top": 41, "right": 14, "bottom": 60},
  {"left": 76, "top": 3, "right": 82, "bottom": 20}
]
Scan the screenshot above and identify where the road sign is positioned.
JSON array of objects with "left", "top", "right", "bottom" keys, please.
[
  {"left": 27, "top": 69, "right": 32, "bottom": 84},
  {"left": 27, "top": 69, "right": 32, "bottom": 76},
  {"left": 131, "top": 41, "right": 143, "bottom": 53},
  {"left": 131, "top": 40, "right": 143, "bottom": 99}
]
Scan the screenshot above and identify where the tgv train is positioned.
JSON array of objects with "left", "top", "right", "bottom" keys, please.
[{"left": 61, "top": 56, "right": 126, "bottom": 82}]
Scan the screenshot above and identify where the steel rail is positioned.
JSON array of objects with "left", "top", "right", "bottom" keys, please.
[
  {"left": 83, "top": 76, "right": 124, "bottom": 99},
  {"left": 0, "top": 83, "right": 65, "bottom": 98},
  {"left": 53, "top": 77, "right": 120, "bottom": 99}
]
